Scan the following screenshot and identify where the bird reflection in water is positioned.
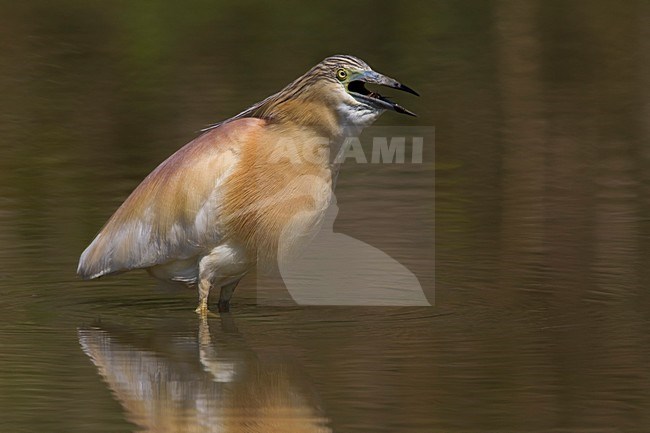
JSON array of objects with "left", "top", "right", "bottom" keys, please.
[{"left": 78, "top": 316, "right": 331, "bottom": 433}]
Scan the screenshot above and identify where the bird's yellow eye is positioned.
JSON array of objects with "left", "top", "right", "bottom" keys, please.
[{"left": 336, "top": 69, "right": 347, "bottom": 81}]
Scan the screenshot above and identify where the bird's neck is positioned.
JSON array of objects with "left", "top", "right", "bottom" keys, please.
[
  {"left": 250, "top": 92, "right": 378, "bottom": 182},
  {"left": 273, "top": 99, "right": 374, "bottom": 176},
  {"left": 268, "top": 97, "right": 344, "bottom": 139}
]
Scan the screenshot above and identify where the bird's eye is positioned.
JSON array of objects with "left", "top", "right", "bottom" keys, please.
[{"left": 336, "top": 69, "right": 347, "bottom": 81}]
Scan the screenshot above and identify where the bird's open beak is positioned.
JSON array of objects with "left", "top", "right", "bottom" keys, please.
[{"left": 347, "top": 70, "right": 419, "bottom": 117}]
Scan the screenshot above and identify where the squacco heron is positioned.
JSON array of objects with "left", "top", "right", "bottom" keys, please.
[{"left": 77, "top": 55, "right": 418, "bottom": 315}]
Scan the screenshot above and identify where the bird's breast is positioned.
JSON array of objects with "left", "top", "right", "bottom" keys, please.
[{"left": 220, "top": 124, "right": 334, "bottom": 267}]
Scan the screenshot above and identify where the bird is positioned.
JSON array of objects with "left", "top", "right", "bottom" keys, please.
[{"left": 77, "top": 54, "right": 419, "bottom": 316}]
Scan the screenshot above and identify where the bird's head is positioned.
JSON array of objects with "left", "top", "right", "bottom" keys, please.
[
  {"left": 315, "top": 55, "right": 419, "bottom": 124},
  {"left": 239, "top": 55, "right": 419, "bottom": 133}
]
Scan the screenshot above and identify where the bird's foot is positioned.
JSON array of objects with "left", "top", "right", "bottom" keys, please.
[
  {"left": 195, "top": 299, "right": 224, "bottom": 318},
  {"left": 195, "top": 299, "right": 209, "bottom": 317}
]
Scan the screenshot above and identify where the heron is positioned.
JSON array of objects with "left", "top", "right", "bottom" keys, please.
[{"left": 77, "top": 55, "right": 418, "bottom": 316}]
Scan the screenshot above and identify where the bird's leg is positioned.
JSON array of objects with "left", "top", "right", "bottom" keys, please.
[
  {"left": 195, "top": 279, "right": 211, "bottom": 316},
  {"left": 217, "top": 280, "right": 240, "bottom": 313}
]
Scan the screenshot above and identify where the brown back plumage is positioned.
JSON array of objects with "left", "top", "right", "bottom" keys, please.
[{"left": 77, "top": 119, "right": 264, "bottom": 279}]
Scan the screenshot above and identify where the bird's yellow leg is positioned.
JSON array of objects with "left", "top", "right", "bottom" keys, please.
[
  {"left": 195, "top": 299, "right": 208, "bottom": 316},
  {"left": 195, "top": 279, "right": 210, "bottom": 316}
]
